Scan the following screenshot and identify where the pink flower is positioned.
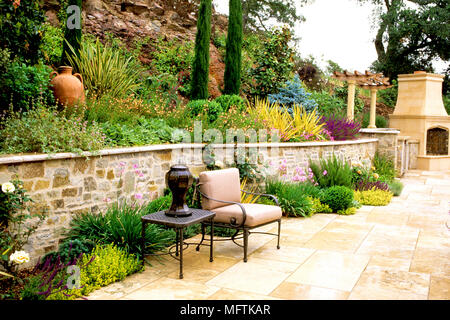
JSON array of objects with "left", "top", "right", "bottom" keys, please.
[
  {"left": 323, "top": 170, "right": 327, "bottom": 176},
  {"left": 134, "top": 193, "right": 143, "bottom": 200},
  {"left": 133, "top": 164, "right": 139, "bottom": 169},
  {"left": 119, "top": 161, "right": 126, "bottom": 167},
  {"left": 103, "top": 197, "right": 111, "bottom": 203}
]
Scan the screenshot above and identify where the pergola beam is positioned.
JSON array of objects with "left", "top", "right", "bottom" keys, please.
[{"left": 332, "top": 70, "right": 392, "bottom": 126}]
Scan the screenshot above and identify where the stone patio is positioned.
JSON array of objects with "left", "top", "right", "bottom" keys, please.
[{"left": 88, "top": 170, "right": 450, "bottom": 300}]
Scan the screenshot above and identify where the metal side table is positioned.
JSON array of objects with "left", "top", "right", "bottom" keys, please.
[{"left": 141, "top": 209, "right": 215, "bottom": 279}]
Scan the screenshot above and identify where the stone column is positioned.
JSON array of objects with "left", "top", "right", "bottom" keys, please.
[
  {"left": 368, "top": 88, "right": 377, "bottom": 128},
  {"left": 347, "top": 80, "right": 356, "bottom": 121}
]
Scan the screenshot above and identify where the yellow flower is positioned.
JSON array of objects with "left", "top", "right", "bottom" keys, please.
[
  {"left": 357, "top": 170, "right": 362, "bottom": 175},
  {"left": 373, "top": 173, "right": 379, "bottom": 179},
  {"left": 371, "top": 166, "right": 376, "bottom": 171}
]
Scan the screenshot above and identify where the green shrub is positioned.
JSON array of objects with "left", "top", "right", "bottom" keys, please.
[
  {"left": 266, "top": 180, "right": 313, "bottom": 217},
  {"left": 0, "top": 0, "right": 45, "bottom": 64},
  {"left": 185, "top": 99, "right": 223, "bottom": 123},
  {"left": 320, "top": 186, "right": 354, "bottom": 212},
  {"left": 213, "top": 94, "right": 245, "bottom": 112},
  {"left": 354, "top": 189, "right": 393, "bottom": 206},
  {"left": 309, "top": 155, "right": 354, "bottom": 189},
  {"left": 67, "top": 38, "right": 143, "bottom": 98},
  {"left": 40, "top": 238, "right": 94, "bottom": 266},
  {"left": 0, "top": 60, "right": 54, "bottom": 113},
  {"left": 377, "top": 79, "right": 398, "bottom": 108},
  {"left": 372, "top": 152, "right": 396, "bottom": 182},
  {"left": 102, "top": 117, "right": 180, "bottom": 147},
  {"left": 308, "top": 196, "right": 333, "bottom": 214},
  {"left": 40, "top": 22, "right": 64, "bottom": 66},
  {"left": 77, "top": 244, "right": 142, "bottom": 297},
  {"left": 150, "top": 37, "right": 194, "bottom": 76},
  {"left": 337, "top": 207, "right": 357, "bottom": 215},
  {"left": 144, "top": 194, "right": 172, "bottom": 213},
  {"left": 65, "top": 202, "right": 175, "bottom": 258},
  {"left": 0, "top": 104, "right": 106, "bottom": 154},
  {"left": 310, "top": 90, "right": 346, "bottom": 117},
  {"left": 444, "top": 94, "right": 450, "bottom": 115},
  {"left": 387, "top": 179, "right": 404, "bottom": 196},
  {"left": 248, "top": 26, "right": 295, "bottom": 98},
  {"left": 361, "top": 113, "right": 389, "bottom": 128}
]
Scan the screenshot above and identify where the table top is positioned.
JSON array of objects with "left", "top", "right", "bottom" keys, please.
[{"left": 142, "top": 208, "right": 215, "bottom": 228}]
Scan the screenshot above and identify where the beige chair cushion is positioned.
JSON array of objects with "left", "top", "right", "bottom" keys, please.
[
  {"left": 212, "top": 204, "right": 282, "bottom": 227},
  {"left": 199, "top": 168, "right": 241, "bottom": 210}
]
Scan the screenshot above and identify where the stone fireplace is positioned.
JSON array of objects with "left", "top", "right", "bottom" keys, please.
[{"left": 389, "top": 71, "right": 450, "bottom": 171}]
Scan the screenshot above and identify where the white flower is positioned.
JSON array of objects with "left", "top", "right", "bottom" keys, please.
[
  {"left": 9, "top": 251, "right": 30, "bottom": 264},
  {"left": 2, "top": 182, "right": 15, "bottom": 193},
  {"left": 215, "top": 161, "right": 225, "bottom": 169}
]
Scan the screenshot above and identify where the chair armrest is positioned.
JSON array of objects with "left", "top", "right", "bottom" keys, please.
[
  {"left": 240, "top": 190, "right": 280, "bottom": 206},
  {"left": 197, "top": 189, "right": 247, "bottom": 227}
]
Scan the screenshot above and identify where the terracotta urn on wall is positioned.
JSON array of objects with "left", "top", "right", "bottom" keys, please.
[{"left": 50, "top": 66, "right": 85, "bottom": 106}]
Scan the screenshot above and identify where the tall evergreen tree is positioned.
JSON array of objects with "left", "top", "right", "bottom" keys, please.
[
  {"left": 224, "top": 0, "right": 243, "bottom": 95},
  {"left": 190, "top": 0, "right": 212, "bottom": 100},
  {"left": 61, "top": 0, "right": 82, "bottom": 66}
]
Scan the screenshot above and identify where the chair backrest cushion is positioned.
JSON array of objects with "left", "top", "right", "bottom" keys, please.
[{"left": 199, "top": 168, "right": 241, "bottom": 210}]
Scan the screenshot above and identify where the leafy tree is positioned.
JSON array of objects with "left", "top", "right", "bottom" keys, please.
[
  {"left": 61, "top": 0, "right": 82, "bottom": 66},
  {"left": 248, "top": 25, "right": 295, "bottom": 98},
  {"left": 190, "top": 0, "right": 212, "bottom": 100},
  {"left": 241, "top": 0, "right": 308, "bottom": 32},
  {"left": 0, "top": 0, "right": 45, "bottom": 64},
  {"left": 358, "top": 0, "right": 450, "bottom": 80},
  {"left": 224, "top": 0, "right": 243, "bottom": 95}
]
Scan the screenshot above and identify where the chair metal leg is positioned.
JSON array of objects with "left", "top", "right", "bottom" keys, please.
[
  {"left": 277, "top": 219, "right": 281, "bottom": 249},
  {"left": 243, "top": 228, "right": 249, "bottom": 263}
]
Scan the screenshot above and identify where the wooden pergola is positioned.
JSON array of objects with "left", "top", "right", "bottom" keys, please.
[{"left": 333, "top": 70, "right": 392, "bottom": 128}]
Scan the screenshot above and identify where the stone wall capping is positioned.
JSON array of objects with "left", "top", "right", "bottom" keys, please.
[
  {"left": 0, "top": 140, "right": 378, "bottom": 165},
  {"left": 359, "top": 128, "right": 401, "bottom": 134}
]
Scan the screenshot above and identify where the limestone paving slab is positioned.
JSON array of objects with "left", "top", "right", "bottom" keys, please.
[{"left": 87, "top": 170, "right": 449, "bottom": 300}]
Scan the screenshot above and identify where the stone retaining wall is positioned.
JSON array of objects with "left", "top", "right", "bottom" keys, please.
[{"left": 0, "top": 139, "right": 377, "bottom": 263}]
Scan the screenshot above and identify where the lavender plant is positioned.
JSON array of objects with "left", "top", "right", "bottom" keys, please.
[{"left": 320, "top": 114, "right": 361, "bottom": 141}]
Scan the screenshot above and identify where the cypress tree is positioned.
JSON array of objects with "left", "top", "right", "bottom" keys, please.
[
  {"left": 190, "top": 0, "right": 212, "bottom": 100},
  {"left": 61, "top": 0, "right": 82, "bottom": 66},
  {"left": 224, "top": 0, "right": 243, "bottom": 95}
]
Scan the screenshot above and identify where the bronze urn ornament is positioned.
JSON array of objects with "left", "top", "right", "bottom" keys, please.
[
  {"left": 165, "top": 165, "right": 194, "bottom": 217},
  {"left": 50, "top": 66, "right": 85, "bottom": 107}
]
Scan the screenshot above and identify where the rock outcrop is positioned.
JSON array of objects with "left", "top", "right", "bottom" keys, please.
[{"left": 43, "top": 0, "right": 228, "bottom": 98}]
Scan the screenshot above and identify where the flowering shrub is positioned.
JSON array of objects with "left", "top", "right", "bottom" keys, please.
[
  {"left": 309, "top": 155, "right": 353, "bottom": 189},
  {"left": 0, "top": 104, "right": 106, "bottom": 154},
  {"left": 0, "top": 179, "right": 43, "bottom": 277},
  {"left": 354, "top": 189, "right": 393, "bottom": 206},
  {"left": 320, "top": 114, "right": 361, "bottom": 141}
]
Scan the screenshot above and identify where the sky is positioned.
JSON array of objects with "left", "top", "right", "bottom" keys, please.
[{"left": 213, "top": 0, "right": 447, "bottom": 74}]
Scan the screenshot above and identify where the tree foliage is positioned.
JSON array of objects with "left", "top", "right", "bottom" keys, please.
[
  {"left": 360, "top": 0, "right": 450, "bottom": 80},
  {"left": 224, "top": 0, "right": 243, "bottom": 95},
  {"left": 190, "top": 0, "right": 212, "bottom": 100},
  {"left": 241, "top": 0, "right": 307, "bottom": 32},
  {"left": 61, "top": 0, "right": 82, "bottom": 66}
]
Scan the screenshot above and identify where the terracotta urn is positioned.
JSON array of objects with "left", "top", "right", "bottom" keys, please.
[
  {"left": 165, "top": 165, "right": 194, "bottom": 217},
  {"left": 50, "top": 66, "right": 85, "bottom": 106}
]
